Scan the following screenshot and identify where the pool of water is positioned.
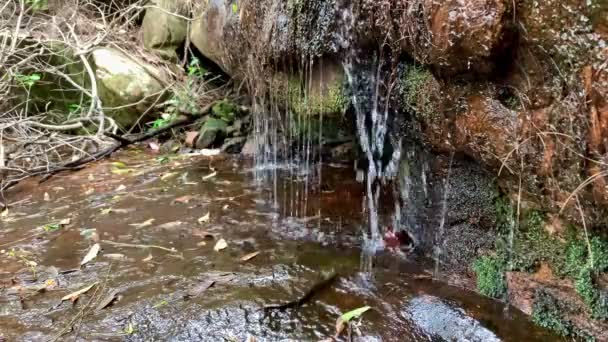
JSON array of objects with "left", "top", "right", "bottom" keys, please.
[{"left": 0, "top": 147, "right": 559, "bottom": 341}]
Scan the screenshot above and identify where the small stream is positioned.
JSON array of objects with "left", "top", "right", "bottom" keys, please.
[{"left": 0, "top": 147, "right": 558, "bottom": 341}]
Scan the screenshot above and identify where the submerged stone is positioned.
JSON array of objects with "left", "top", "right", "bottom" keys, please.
[{"left": 401, "top": 295, "right": 501, "bottom": 342}]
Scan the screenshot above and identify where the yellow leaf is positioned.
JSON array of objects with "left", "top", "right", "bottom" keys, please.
[
  {"left": 240, "top": 251, "right": 260, "bottom": 261},
  {"left": 214, "top": 238, "right": 227, "bottom": 252},
  {"left": 61, "top": 282, "right": 97, "bottom": 301}
]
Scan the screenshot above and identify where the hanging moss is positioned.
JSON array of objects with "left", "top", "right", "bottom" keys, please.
[
  {"left": 400, "top": 65, "right": 439, "bottom": 121},
  {"left": 288, "top": 77, "right": 347, "bottom": 116}
]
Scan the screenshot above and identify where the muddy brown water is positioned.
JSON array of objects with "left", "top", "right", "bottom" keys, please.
[{"left": 0, "top": 147, "right": 559, "bottom": 341}]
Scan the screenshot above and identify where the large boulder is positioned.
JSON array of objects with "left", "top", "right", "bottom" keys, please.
[
  {"left": 142, "top": 0, "right": 189, "bottom": 61},
  {"left": 92, "top": 47, "right": 169, "bottom": 130}
]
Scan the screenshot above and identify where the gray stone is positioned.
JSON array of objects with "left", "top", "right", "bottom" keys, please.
[{"left": 196, "top": 117, "right": 228, "bottom": 149}]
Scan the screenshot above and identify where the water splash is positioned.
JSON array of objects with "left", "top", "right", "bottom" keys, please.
[{"left": 434, "top": 152, "right": 454, "bottom": 278}]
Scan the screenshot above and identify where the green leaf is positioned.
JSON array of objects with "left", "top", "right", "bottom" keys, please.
[
  {"left": 231, "top": 3, "right": 238, "bottom": 14},
  {"left": 340, "top": 306, "right": 371, "bottom": 322},
  {"left": 43, "top": 224, "right": 60, "bottom": 232},
  {"left": 111, "top": 161, "right": 127, "bottom": 169}
]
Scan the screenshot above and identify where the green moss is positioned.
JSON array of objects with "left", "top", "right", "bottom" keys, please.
[
  {"left": 212, "top": 100, "right": 238, "bottom": 123},
  {"left": 566, "top": 236, "right": 608, "bottom": 319},
  {"left": 400, "top": 65, "right": 437, "bottom": 120},
  {"left": 288, "top": 78, "right": 346, "bottom": 116},
  {"left": 473, "top": 255, "right": 507, "bottom": 298}
]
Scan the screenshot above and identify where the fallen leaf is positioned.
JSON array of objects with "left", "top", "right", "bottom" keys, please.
[
  {"left": 0, "top": 208, "right": 8, "bottom": 218},
  {"left": 149, "top": 142, "right": 160, "bottom": 151},
  {"left": 59, "top": 218, "right": 71, "bottom": 226},
  {"left": 115, "top": 184, "right": 127, "bottom": 192},
  {"left": 142, "top": 253, "right": 153, "bottom": 262},
  {"left": 222, "top": 204, "right": 229, "bottom": 210},
  {"left": 185, "top": 131, "right": 199, "bottom": 147},
  {"left": 111, "top": 161, "right": 127, "bottom": 169},
  {"left": 335, "top": 306, "right": 371, "bottom": 337},
  {"left": 44, "top": 192, "right": 50, "bottom": 201},
  {"left": 156, "top": 221, "right": 182, "bottom": 229},
  {"left": 173, "top": 195, "right": 194, "bottom": 204},
  {"left": 196, "top": 241, "right": 207, "bottom": 247},
  {"left": 240, "top": 251, "right": 260, "bottom": 261},
  {"left": 53, "top": 186, "right": 65, "bottom": 191},
  {"left": 185, "top": 280, "right": 215, "bottom": 298},
  {"left": 111, "top": 168, "right": 134, "bottom": 175},
  {"left": 161, "top": 172, "right": 178, "bottom": 180},
  {"left": 95, "top": 289, "right": 120, "bottom": 311},
  {"left": 100, "top": 208, "right": 113, "bottom": 215},
  {"left": 80, "top": 243, "right": 100, "bottom": 266},
  {"left": 197, "top": 212, "right": 210, "bottom": 224},
  {"left": 129, "top": 218, "right": 155, "bottom": 228},
  {"left": 202, "top": 171, "right": 217, "bottom": 181},
  {"left": 61, "top": 282, "right": 97, "bottom": 302},
  {"left": 45, "top": 279, "right": 57, "bottom": 289},
  {"left": 214, "top": 239, "right": 227, "bottom": 252},
  {"left": 104, "top": 253, "right": 126, "bottom": 261}
]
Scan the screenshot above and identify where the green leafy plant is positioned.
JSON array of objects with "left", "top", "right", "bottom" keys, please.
[
  {"left": 473, "top": 255, "right": 507, "bottom": 298},
  {"left": 15, "top": 73, "right": 41, "bottom": 88},
  {"left": 43, "top": 223, "right": 61, "bottom": 232},
  {"left": 26, "top": 0, "right": 48, "bottom": 11},
  {"left": 187, "top": 57, "right": 207, "bottom": 78},
  {"left": 150, "top": 113, "right": 176, "bottom": 130}
]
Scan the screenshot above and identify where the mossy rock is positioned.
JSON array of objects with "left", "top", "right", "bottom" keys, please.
[
  {"left": 212, "top": 100, "right": 238, "bottom": 124},
  {"left": 196, "top": 117, "right": 228, "bottom": 148},
  {"left": 92, "top": 47, "right": 169, "bottom": 130},
  {"left": 142, "top": 0, "right": 189, "bottom": 61}
]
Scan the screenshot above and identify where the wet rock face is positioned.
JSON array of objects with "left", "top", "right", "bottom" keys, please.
[
  {"left": 422, "top": 0, "right": 513, "bottom": 75},
  {"left": 401, "top": 295, "right": 501, "bottom": 342}
]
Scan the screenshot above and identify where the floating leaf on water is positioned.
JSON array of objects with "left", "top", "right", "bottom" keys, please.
[
  {"left": 111, "top": 168, "right": 134, "bottom": 175},
  {"left": 149, "top": 142, "right": 160, "bottom": 152},
  {"left": 214, "top": 239, "right": 227, "bottom": 252},
  {"left": 96, "top": 289, "right": 120, "bottom": 311},
  {"left": 156, "top": 221, "right": 183, "bottom": 229},
  {"left": 198, "top": 212, "right": 210, "bottom": 224},
  {"left": 104, "top": 253, "right": 126, "bottom": 261},
  {"left": 197, "top": 241, "right": 207, "bottom": 247},
  {"left": 129, "top": 218, "right": 155, "bottom": 228},
  {"left": 123, "top": 323, "right": 137, "bottom": 335},
  {"left": 111, "top": 162, "right": 127, "bottom": 169},
  {"left": 44, "top": 192, "right": 50, "bottom": 201},
  {"left": 222, "top": 204, "right": 229, "bottom": 210},
  {"left": 153, "top": 299, "right": 168, "bottom": 308},
  {"left": 185, "top": 280, "right": 215, "bottom": 298},
  {"left": 142, "top": 253, "right": 153, "bottom": 262},
  {"left": 161, "top": 172, "right": 178, "bottom": 180},
  {"left": 80, "top": 243, "right": 100, "bottom": 266},
  {"left": 173, "top": 195, "right": 194, "bottom": 204},
  {"left": 100, "top": 208, "right": 113, "bottom": 215},
  {"left": 202, "top": 171, "right": 217, "bottom": 181},
  {"left": 115, "top": 184, "right": 127, "bottom": 192},
  {"left": 157, "top": 156, "right": 170, "bottom": 164},
  {"left": 335, "top": 306, "right": 371, "bottom": 337},
  {"left": 61, "top": 282, "right": 97, "bottom": 302},
  {"left": 43, "top": 223, "right": 61, "bottom": 232},
  {"left": 240, "top": 251, "right": 260, "bottom": 262}
]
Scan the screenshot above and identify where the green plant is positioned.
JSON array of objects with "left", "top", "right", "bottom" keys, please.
[
  {"left": 15, "top": 73, "right": 41, "bottom": 88},
  {"left": 212, "top": 100, "right": 237, "bottom": 123},
  {"left": 26, "top": 0, "right": 48, "bottom": 11},
  {"left": 187, "top": 57, "right": 208, "bottom": 78},
  {"left": 532, "top": 290, "right": 576, "bottom": 337},
  {"left": 473, "top": 255, "right": 507, "bottom": 298},
  {"left": 150, "top": 113, "right": 176, "bottom": 130}
]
